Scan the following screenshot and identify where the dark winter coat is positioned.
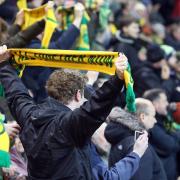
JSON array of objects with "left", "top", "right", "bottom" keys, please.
[
  {"left": 150, "top": 113, "right": 180, "bottom": 180},
  {"left": 0, "top": 63, "right": 124, "bottom": 179},
  {"left": 111, "top": 32, "right": 147, "bottom": 73},
  {"left": 5, "top": 19, "right": 45, "bottom": 49},
  {"left": 104, "top": 107, "right": 167, "bottom": 180},
  {"left": 164, "top": 33, "right": 180, "bottom": 51},
  {"left": 133, "top": 62, "right": 177, "bottom": 100}
]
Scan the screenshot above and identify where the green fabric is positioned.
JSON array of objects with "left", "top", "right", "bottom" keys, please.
[
  {"left": 85, "top": 0, "right": 110, "bottom": 30},
  {"left": 99, "top": 0, "right": 111, "bottom": 29},
  {"left": 172, "top": 122, "right": 180, "bottom": 130},
  {"left": 126, "top": 64, "right": 136, "bottom": 113},
  {"left": 0, "top": 84, "right": 4, "bottom": 97},
  {"left": 0, "top": 150, "right": 10, "bottom": 168},
  {"left": 126, "top": 84, "right": 136, "bottom": 112},
  {"left": 57, "top": 6, "right": 90, "bottom": 51},
  {"left": 161, "top": 45, "right": 175, "bottom": 56},
  {"left": 75, "top": 13, "right": 90, "bottom": 50}
]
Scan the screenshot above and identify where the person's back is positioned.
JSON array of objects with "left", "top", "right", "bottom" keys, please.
[{"left": 21, "top": 97, "right": 84, "bottom": 179}]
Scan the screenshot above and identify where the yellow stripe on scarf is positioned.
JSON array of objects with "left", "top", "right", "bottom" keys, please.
[
  {"left": 10, "top": 48, "right": 117, "bottom": 74},
  {"left": 17, "top": 1, "right": 58, "bottom": 49},
  {"left": 17, "top": 0, "right": 27, "bottom": 9}
]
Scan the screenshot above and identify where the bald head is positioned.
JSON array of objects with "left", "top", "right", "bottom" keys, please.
[
  {"left": 135, "top": 98, "right": 156, "bottom": 130},
  {"left": 135, "top": 98, "right": 155, "bottom": 116}
]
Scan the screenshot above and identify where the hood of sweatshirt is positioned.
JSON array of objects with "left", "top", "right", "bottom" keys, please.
[{"left": 105, "top": 107, "right": 145, "bottom": 145}]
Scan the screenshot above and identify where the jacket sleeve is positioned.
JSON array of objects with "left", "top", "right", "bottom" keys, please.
[
  {"left": 60, "top": 76, "right": 124, "bottom": 146},
  {"left": 8, "top": 24, "right": 21, "bottom": 37},
  {"left": 0, "top": 63, "right": 37, "bottom": 128},
  {"left": 92, "top": 152, "right": 140, "bottom": 180},
  {"left": 6, "top": 19, "right": 45, "bottom": 48},
  {"left": 151, "top": 125, "right": 180, "bottom": 156},
  {"left": 48, "top": 24, "right": 80, "bottom": 49}
]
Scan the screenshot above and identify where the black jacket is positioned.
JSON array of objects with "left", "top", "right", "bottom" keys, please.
[
  {"left": 133, "top": 62, "right": 176, "bottom": 99},
  {"left": 150, "top": 113, "right": 180, "bottom": 180},
  {"left": 111, "top": 32, "right": 147, "bottom": 73},
  {"left": 5, "top": 19, "right": 45, "bottom": 48},
  {"left": 0, "top": 63, "right": 123, "bottom": 179},
  {"left": 104, "top": 108, "right": 167, "bottom": 180}
]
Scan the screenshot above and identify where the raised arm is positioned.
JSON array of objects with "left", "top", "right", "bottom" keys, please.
[
  {"left": 91, "top": 132, "right": 148, "bottom": 180},
  {"left": 0, "top": 46, "right": 37, "bottom": 128},
  {"left": 60, "top": 54, "right": 128, "bottom": 146}
]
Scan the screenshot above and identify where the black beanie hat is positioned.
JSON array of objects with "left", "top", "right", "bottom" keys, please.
[{"left": 147, "top": 44, "right": 165, "bottom": 63}]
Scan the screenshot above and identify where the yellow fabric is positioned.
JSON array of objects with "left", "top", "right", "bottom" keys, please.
[
  {"left": 109, "top": 24, "right": 117, "bottom": 35},
  {"left": 21, "top": 5, "right": 47, "bottom": 30},
  {"left": 0, "top": 114, "right": 9, "bottom": 152},
  {"left": 0, "top": 132, "right": 9, "bottom": 152},
  {"left": 17, "top": 0, "right": 27, "bottom": 9},
  {"left": 8, "top": 48, "right": 135, "bottom": 112},
  {"left": 9, "top": 48, "right": 119, "bottom": 75},
  {"left": 17, "top": 2, "right": 58, "bottom": 49},
  {"left": 41, "top": 7, "right": 58, "bottom": 48},
  {"left": 124, "top": 70, "right": 132, "bottom": 88}
]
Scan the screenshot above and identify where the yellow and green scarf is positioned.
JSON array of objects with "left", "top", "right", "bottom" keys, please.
[
  {"left": 57, "top": 5, "right": 90, "bottom": 50},
  {"left": 8, "top": 48, "right": 136, "bottom": 112},
  {"left": 17, "top": 0, "right": 58, "bottom": 49},
  {"left": 0, "top": 113, "right": 10, "bottom": 168},
  {"left": 85, "top": 0, "right": 111, "bottom": 29}
]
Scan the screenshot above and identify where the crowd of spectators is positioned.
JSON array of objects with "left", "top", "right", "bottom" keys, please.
[{"left": 0, "top": 0, "right": 179, "bottom": 179}]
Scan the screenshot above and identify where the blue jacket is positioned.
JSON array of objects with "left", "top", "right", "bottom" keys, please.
[
  {"left": 90, "top": 143, "right": 140, "bottom": 180},
  {"left": 27, "top": 24, "right": 79, "bottom": 49}
]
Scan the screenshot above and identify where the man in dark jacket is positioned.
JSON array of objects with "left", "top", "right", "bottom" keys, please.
[
  {"left": 133, "top": 44, "right": 179, "bottom": 101},
  {"left": 0, "top": 46, "right": 128, "bottom": 179},
  {"left": 110, "top": 15, "right": 149, "bottom": 73},
  {"left": 90, "top": 123, "right": 148, "bottom": 180},
  {"left": 105, "top": 98, "right": 167, "bottom": 180},
  {"left": 143, "top": 88, "right": 180, "bottom": 180}
]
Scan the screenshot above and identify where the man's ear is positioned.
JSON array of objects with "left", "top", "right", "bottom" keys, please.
[
  {"left": 139, "top": 113, "right": 145, "bottom": 122},
  {"left": 75, "top": 90, "right": 81, "bottom": 102}
]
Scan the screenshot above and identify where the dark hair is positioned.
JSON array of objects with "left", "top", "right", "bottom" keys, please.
[
  {"left": 147, "top": 44, "right": 165, "bottom": 63},
  {"left": 46, "top": 69, "right": 87, "bottom": 104},
  {"left": 143, "top": 88, "right": 166, "bottom": 102},
  {"left": 116, "top": 15, "right": 137, "bottom": 30}
]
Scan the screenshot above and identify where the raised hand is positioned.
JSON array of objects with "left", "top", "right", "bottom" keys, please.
[
  {"left": 133, "top": 131, "right": 148, "bottom": 158},
  {"left": 0, "top": 45, "right": 10, "bottom": 63},
  {"left": 115, "top": 53, "right": 128, "bottom": 80}
]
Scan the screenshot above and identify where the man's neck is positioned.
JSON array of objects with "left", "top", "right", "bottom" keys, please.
[{"left": 66, "top": 101, "right": 78, "bottom": 111}]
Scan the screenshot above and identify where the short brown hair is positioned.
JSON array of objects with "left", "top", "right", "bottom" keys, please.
[{"left": 46, "top": 69, "right": 87, "bottom": 104}]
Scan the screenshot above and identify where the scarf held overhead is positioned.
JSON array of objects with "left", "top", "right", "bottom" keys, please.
[
  {"left": 17, "top": 0, "right": 58, "bottom": 49},
  {"left": 57, "top": 6, "right": 90, "bottom": 50},
  {"left": 9, "top": 48, "right": 136, "bottom": 112}
]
